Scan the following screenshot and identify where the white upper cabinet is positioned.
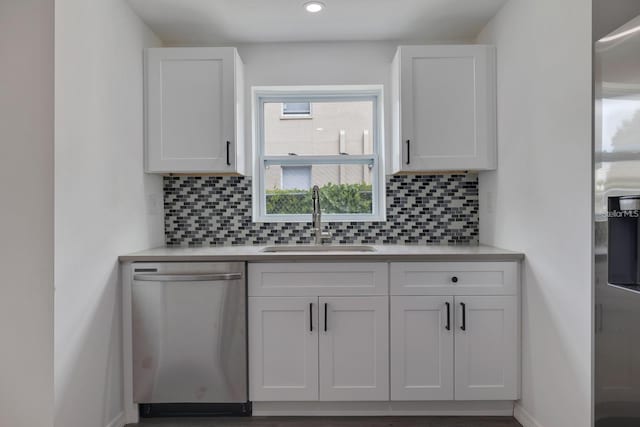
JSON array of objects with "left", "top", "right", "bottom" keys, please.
[
  {"left": 391, "top": 45, "right": 496, "bottom": 173},
  {"left": 145, "top": 47, "right": 245, "bottom": 174}
]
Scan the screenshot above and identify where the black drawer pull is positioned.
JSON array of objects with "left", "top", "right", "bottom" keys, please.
[
  {"left": 451, "top": 276, "right": 458, "bottom": 283},
  {"left": 406, "top": 140, "right": 411, "bottom": 164},
  {"left": 460, "top": 302, "right": 466, "bottom": 331},
  {"left": 309, "top": 303, "right": 313, "bottom": 332},
  {"left": 445, "top": 302, "right": 451, "bottom": 331},
  {"left": 324, "top": 303, "right": 328, "bottom": 332}
]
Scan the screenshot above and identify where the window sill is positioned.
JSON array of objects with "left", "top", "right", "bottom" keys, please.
[
  {"left": 279, "top": 115, "right": 313, "bottom": 120},
  {"left": 252, "top": 213, "right": 387, "bottom": 224}
]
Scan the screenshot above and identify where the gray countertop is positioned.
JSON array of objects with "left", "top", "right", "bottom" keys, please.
[{"left": 119, "top": 244, "right": 524, "bottom": 262}]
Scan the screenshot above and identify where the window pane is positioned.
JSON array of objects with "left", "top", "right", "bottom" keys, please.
[
  {"left": 265, "top": 101, "right": 374, "bottom": 155},
  {"left": 281, "top": 166, "right": 311, "bottom": 190},
  {"left": 265, "top": 164, "right": 374, "bottom": 215},
  {"left": 282, "top": 102, "right": 311, "bottom": 115}
]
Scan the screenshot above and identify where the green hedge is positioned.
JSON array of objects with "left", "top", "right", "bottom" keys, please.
[{"left": 266, "top": 183, "right": 372, "bottom": 215}]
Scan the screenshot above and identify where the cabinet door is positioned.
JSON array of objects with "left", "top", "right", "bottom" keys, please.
[
  {"left": 146, "top": 47, "right": 240, "bottom": 173},
  {"left": 390, "top": 296, "right": 454, "bottom": 400},
  {"left": 249, "top": 297, "right": 318, "bottom": 401},
  {"left": 319, "top": 296, "right": 389, "bottom": 401},
  {"left": 454, "top": 296, "right": 518, "bottom": 400},
  {"left": 393, "top": 45, "right": 496, "bottom": 172}
]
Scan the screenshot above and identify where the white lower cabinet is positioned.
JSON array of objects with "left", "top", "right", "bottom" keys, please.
[
  {"left": 249, "top": 297, "right": 318, "bottom": 401},
  {"left": 390, "top": 262, "right": 520, "bottom": 402},
  {"left": 390, "top": 296, "right": 454, "bottom": 400},
  {"left": 249, "top": 294, "right": 389, "bottom": 402},
  {"left": 249, "top": 261, "right": 520, "bottom": 407},
  {"left": 319, "top": 297, "right": 389, "bottom": 401},
  {"left": 390, "top": 295, "right": 518, "bottom": 401},
  {"left": 453, "top": 296, "right": 518, "bottom": 400}
]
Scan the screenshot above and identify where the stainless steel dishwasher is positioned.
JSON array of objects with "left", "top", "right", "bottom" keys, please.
[{"left": 131, "top": 262, "right": 248, "bottom": 415}]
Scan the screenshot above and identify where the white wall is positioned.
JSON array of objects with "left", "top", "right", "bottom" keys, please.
[
  {"left": 236, "top": 42, "right": 399, "bottom": 175},
  {"left": 0, "top": 1, "right": 54, "bottom": 426},
  {"left": 477, "top": 1, "right": 592, "bottom": 426},
  {"left": 54, "top": 1, "right": 164, "bottom": 426}
]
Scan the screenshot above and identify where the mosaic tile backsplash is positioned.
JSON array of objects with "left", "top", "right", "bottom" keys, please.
[{"left": 163, "top": 174, "right": 479, "bottom": 246}]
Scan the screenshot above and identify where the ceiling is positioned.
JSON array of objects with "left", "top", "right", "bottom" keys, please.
[{"left": 127, "top": 0, "right": 508, "bottom": 45}]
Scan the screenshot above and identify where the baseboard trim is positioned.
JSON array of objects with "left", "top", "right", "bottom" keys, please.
[
  {"left": 514, "top": 403, "right": 544, "bottom": 427},
  {"left": 253, "top": 401, "right": 515, "bottom": 417},
  {"left": 106, "top": 412, "right": 125, "bottom": 427}
]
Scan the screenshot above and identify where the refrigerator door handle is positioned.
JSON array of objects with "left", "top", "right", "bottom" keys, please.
[{"left": 596, "top": 303, "right": 604, "bottom": 333}]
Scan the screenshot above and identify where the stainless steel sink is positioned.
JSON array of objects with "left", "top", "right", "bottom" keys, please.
[{"left": 261, "top": 245, "right": 377, "bottom": 253}]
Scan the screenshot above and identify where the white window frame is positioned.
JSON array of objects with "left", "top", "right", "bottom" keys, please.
[{"left": 252, "top": 85, "right": 386, "bottom": 223}]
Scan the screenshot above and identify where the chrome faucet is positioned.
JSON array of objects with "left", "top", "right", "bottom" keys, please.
[{"left": 311, "top": 185, "right": 332, "bottom": 245}]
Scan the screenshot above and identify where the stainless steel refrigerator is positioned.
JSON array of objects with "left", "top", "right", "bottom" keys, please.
[{"left": 595, "top": 11, "right": 640, "bottom": 427}]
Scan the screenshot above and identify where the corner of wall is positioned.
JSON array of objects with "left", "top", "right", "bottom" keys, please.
[
  {"left": 514, "top": 403, "right": 546, "bottom": 427},
  {"left": 105, "top": 412, "right": 125, "bottom": 427}
]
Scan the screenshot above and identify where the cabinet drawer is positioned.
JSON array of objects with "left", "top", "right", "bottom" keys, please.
[
  {"left": 390, "top": 262, "right": 518, "bottom": 296},
  {"left": 248, "top": 263, "right": 388, "bottom": 296}
]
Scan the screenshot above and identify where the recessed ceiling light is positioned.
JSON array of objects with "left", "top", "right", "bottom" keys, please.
[{"left": 304, "top": 1, "right": 325, "bottom": 13}]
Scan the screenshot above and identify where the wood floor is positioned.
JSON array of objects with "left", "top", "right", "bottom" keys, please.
[{"left": 130, "top": 416, "right": 523, "bottom": 427}]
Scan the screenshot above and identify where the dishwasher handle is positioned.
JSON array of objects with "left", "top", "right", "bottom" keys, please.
[{"left": 133, "top": 272, "right": 243, "bottom": 282}]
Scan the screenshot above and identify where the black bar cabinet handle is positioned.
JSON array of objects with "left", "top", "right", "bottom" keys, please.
[
  {"left": 309, "top": 303, "right": 313, "bottom": 332},
  {"left": 445, "top": 302, "right": 451, "bottom": 331},
  {"left": 226, "top": 141, "right": 231, "bottom": 166},
  {"left": 406, "top": 140, "right": 411, "bottom": 164},
  {"left": 324, "top": 303, "right": 328, "bottom": 332},
  {"left": 460, "top": 302, "right": 466, "bottom": 331}
]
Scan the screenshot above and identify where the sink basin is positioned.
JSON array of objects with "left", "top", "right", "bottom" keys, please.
[{"left": 261, "top": 245, "right": 377, "bottom": 253}]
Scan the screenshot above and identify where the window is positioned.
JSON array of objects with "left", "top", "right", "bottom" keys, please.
[
  {"left": 281, "top": 102, "right": 312, "bottom": 118},
  {"left": 253, "top": 86, "right": 385, "bottom": 222}
]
